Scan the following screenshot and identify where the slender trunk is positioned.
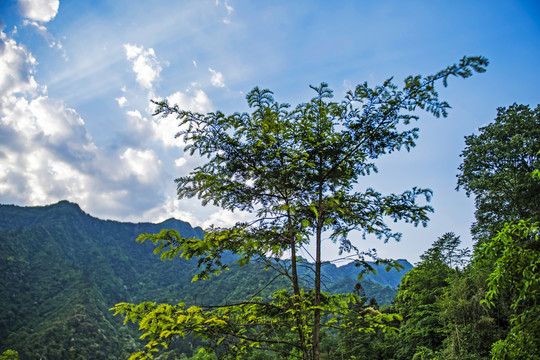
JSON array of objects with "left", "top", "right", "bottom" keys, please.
[
  {"left": 313, "top": 222, "right": 322, "bottom": 360},
  {"left": 288, "top": 207, "right": 309, "bottom": 360},
  {"left": 313, "top": 186, "right": 323, "bottom": 360},
  {"left": 290, "top": 244, "right": 309, "bottom": 360}
]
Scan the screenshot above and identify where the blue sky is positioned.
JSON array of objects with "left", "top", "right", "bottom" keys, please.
[{"left": 0, "top": 0, "right": 539, "bottom": 263}]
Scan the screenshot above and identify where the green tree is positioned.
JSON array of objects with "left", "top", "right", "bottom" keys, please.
[
  {"left": 393, "top": 233, "right": 464, "bottom": 359},
  {"left": 112, "top": 56, "right": 487, "bottom": 360},
  {"left": 476, "top": 219, "right": 540, "bottom": 359},
  {"left": 397, "top": 233, "right": 503, "bottom": 360},
  {"left": 337, "top": 301, "right": 401, "bottom": 360},
  {"left": 419, "top": 232, "right": 470, "bottom": 268},
  {"left": 456, "top": 105, "right": 540, "bottom": 359},
  {"left": 457, "top": 104, "right": 540, "bottom": 243}
]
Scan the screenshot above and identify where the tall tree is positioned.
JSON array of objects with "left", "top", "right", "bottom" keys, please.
[
  {"left": 457, "top": 104, "right": 540, "bottom": 243},
  {"left": 451, "top": 104, "right": 540, "bottom": 359},
  {"left": 393, "top": 233, "right": 468, "bottom": 359},
  {"left": 476, "top": 219, "right": 540, "bottom": 359},
  {"left": 113, "top": 56, "right": 487, "bottom": 360},
  {"left": 419, "top": 232, "right": 470, "bottom": 269},
  {"left": 473, "top": 165, "right": 540, "bottom": 359}
]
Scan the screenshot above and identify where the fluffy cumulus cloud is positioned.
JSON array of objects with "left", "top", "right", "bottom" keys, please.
[
  {"left": 0, "top": 95, "right": 99, "bottom": 206},
  {"left": 209, "top": 68, "right": 226, "bottom": 87},
  {"left": 124, "top": 44, "right": 162, "bottom": 90},
  {"left": 17, "top": 0, "right": 64, "bottom": 53},
  {"left": 120, "top": 41, "right": 214, "bottom": 147},
  {"left": 0, "top": 25, "right": 233, "bottom": 226},
  {"left": 116, "top": 96, "right": 128, "bottom": 107},
  {"left": 0, "top": 32, "right": 38, "bottom": 97},
  {"left": 167, "top": 89, "right": 213, "bottom": 114},
  {"left": 120, "top": 148, "right": 162, "bottom": 184},
  {"left": 17, "top": 0, "right": 59, "bottom": 23},
  {"left": 0, "top": 30, "right": 170, "bottom": 219},
  {"left": 175, "top": 157, "right": 186, "bottom": 167}
]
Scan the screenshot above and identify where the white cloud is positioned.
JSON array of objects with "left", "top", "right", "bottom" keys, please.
[
  {"left": 0, "top": 32, "right": 38, "bottom": 98},
  {"left": 175, "top": 157, "right": 186, "bottom": 167},
  {"left": 209, "top": 67, "right": 226, "bottom": 87},
  {"left": 22, "top": 19, "right": 65, "bottom": 53},
  {"left": 0, "top": 95, "right": 98, "bottom": 207},
  {"left": 124, "top": 88, "right": 213, "bottom": 149},
  {"left": 136, "top": 195, "right": 199, "bottom": 225},
  {"left": 202, "top": 208, "right": 250, "bottom": 229},
  {"left": 29, "top": 96, "right": 90, "bottom": 143},
  {"left": 0, "top": 49, "right": 100, "bottom": 206},
  {"left": 18, "top": 0, "right": 59, "bottom": 23},
  {"left": 0, "top": 30, "right": 171, "bottom": 220},
  {"left": 167, "top": 88, "right": 214, "bottom": 115},
  {"left": 123, "top": 43, "right": 162, "bottom": 90},
  {"left": 116, "top": 96, "right": 128, "bottom": 107},
  {"left": 215, "top": 0, "right": 234, "bottom": 23},
  {"left": 22, "top": 19, "right": 48, "bottom": 34},
  {"left": 126, "top": 109, "right": 151, "bottom": 134},
  {"left": 125, "top": 108, "right": 175, "bottom": 148},
  {"left": 120, "top": 148, "right": 162, "bottom": 184}
]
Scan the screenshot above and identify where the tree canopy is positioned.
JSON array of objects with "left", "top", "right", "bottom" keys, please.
[
  {"left": 476, "top": 219, "right": 540, "bottom": 359},
  {"left": 457, "top": 104, "right": 540, "bottom": 243},
  {"left": 112, "top": 56, "right": 488, "bottom": 360}
]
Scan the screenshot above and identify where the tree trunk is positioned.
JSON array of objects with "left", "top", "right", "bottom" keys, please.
[
  {"left": 291, "top": 243, "right": 310, "bottom": 360},
  {"left": 313, "top": 188, "right": 324, "bottom": 360},
  {"left": 288, "top": 207, "right": 310, "bottom": 360}
]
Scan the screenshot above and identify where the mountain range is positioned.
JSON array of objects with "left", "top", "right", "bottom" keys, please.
[{"left": 0, "top": 201, "right": 413, "bottom": 359}]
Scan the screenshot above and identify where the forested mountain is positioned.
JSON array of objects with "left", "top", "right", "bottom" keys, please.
[{"left": 0, "top": 201, "right": 409, "bottom": 359}]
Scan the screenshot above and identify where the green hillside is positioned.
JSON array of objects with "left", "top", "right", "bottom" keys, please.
[{"left": 0, "top": 201, "right": 411, "bottom": 359}]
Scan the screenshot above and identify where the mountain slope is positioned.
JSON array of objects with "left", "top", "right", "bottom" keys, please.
[{"left": 0, "top": 201, "right": 412, "bottom": 359}]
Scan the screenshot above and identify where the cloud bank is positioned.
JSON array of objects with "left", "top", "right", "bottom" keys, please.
[
  {"left": 0, "top": 30, "right": 169, "bottom": 219},
  {"left": 1, "top": 4, "right": 243, "bottom": 228}
]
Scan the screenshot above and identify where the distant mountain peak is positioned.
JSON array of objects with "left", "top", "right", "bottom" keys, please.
[
  {"left": 158, "top": 217, "right": 186, "bottom": 226},
  {"left": 53, "top": 200, "right": 83, "bottom": 210}
]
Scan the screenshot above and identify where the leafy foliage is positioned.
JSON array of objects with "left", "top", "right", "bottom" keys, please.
[
  {"left": 419, "top": 232, "right": 470, "bottom": 268},
  {"left": 114, "top": 56, "right": 488, "bottom": 359},
  {"left": 0, "top": 350, "right": 19, "bottom": 360},
  {"left": 476, "top": 219, "right": 540, "bottom": 359},
  {"left": 394, "top": 253, "right": 454, "bottom": 358},
  {"left": 435, "top": 265, "right": 505, "bottom": 360},
  {"left": 388, "top": 104, "right": 540, "bottom": 360},
  {"left": 454, "top": 104, "right": 540, "bottom": 359},
  {"left": 457, "top": 104, "right": 540, "bottom": 242},
  {"left": 113, "top": 290, "right": 400, "bottom": 359},
  {"left": 392, "top": 233, "right": 494, "bottom": 360}
]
